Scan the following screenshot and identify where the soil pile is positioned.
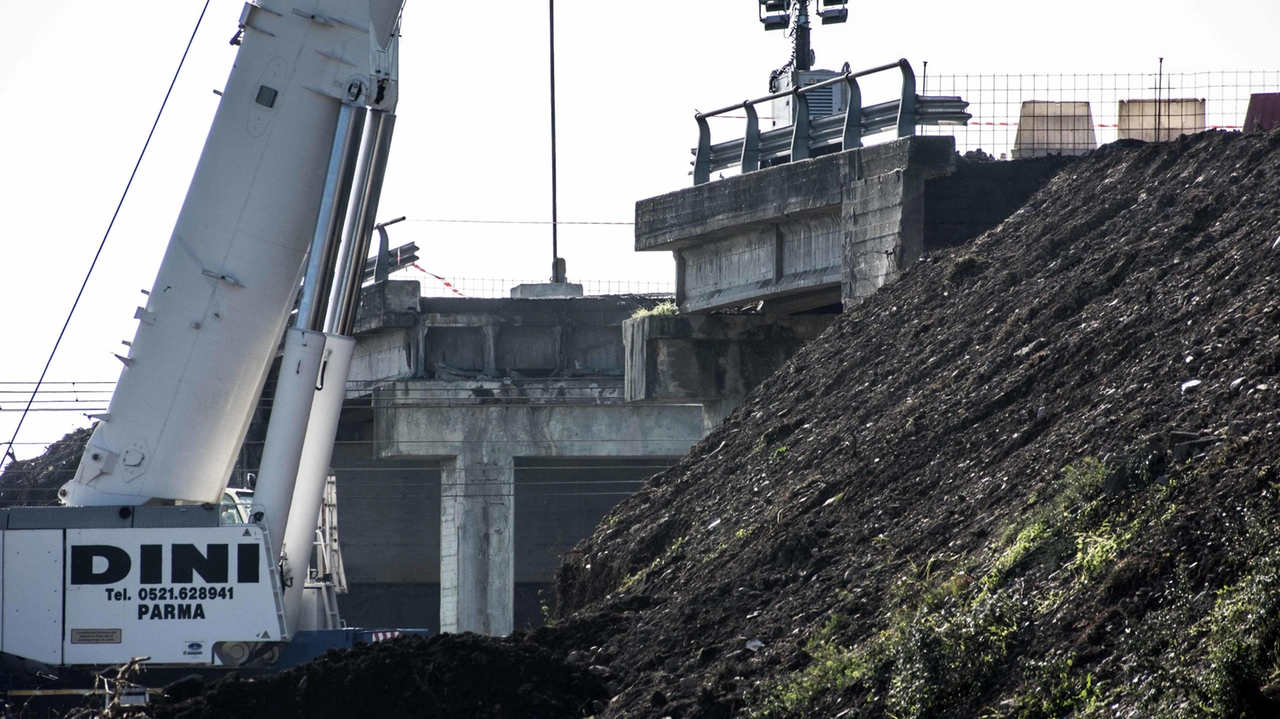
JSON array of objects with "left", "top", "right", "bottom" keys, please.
[
  {"left": 149, "top": 633, "right": 610, "bottom": 719},
  {"left": 546, "top": 130, "right": 1280, "bottom": 718},
  {"left": 0, "top": 427, "right": 90, "bottom": 505}
]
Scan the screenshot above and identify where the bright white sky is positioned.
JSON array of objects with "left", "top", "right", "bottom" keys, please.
[{"left": 2, "top": 0, "right": 1279, "bottom": 461}]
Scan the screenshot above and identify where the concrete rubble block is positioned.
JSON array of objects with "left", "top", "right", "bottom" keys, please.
[
  {"left": 353, "top": 279, "right": 422, "bottom": 335},
  {"left": 1117, "top": 99, "right": 1206, "bottom": 143},
  {"left": 510, "top": 283, "right": 585, "bottom": 299},
  {"left": 1012, "top": 101, "right": 1098, "bottom": 159},
  {"left": 350, "top": 328, "right": 415, "bottom": 383}
]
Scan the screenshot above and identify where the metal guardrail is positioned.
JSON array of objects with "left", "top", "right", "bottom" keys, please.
[{"left": 692, "top": 58, "right": 971, "bottom": 185}]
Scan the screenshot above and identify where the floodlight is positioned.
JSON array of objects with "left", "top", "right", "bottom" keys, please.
[
  {"left": 818, "top": 7, "right": 847, "bottom": 23},
  {"left": 758, "top": 0, "right": 791, "bottom": 30},
  {"left": 761, "top": 12, "right": 790, "bottom": 30}
]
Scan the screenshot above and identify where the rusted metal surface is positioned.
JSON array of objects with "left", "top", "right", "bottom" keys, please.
[{"left": 1244, "top": 93, "right": 1280, "bottom": 132}]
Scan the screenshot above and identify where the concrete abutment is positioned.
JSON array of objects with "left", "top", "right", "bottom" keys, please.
[{"left": 634, "top": 135, "right": 1072, "bottom": 313}]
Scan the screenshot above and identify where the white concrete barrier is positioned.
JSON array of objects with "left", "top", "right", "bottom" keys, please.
[
  {"left": 1012, "top": 101, "right": 1097, "bottom": 159},
  {"left": 1118, "top": 99, "right": 1206, "bottom": 142}
]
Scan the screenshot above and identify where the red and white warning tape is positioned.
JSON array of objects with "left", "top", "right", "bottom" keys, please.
[
  {"left": 966, "top": 119, "right": 1242, "bottom": 130},
  {"left": 412, "top": 264, "right": 466, "bottom": 297}
]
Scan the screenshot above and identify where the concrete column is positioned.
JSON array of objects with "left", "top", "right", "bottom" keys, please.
[
  {"left": 439, "top": 453, "right": 514, "bottom": 636},
  {"left": 675, "top": 254, "right": 687, "bottom": 308},
  {"left": 482, "top": 324, "right": 499, "bottom": 378},
  {"left": 701, "top": 399, "right": 734, "bottom": 434}
]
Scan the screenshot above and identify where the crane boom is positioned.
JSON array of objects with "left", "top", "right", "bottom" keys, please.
[{"left": 62, "top": 0, "right": 401, "bottom": 507}]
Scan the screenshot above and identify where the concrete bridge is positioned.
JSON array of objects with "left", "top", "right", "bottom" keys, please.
[{"left": 331, "top": 136, "right": 1069, "bottom": 636}]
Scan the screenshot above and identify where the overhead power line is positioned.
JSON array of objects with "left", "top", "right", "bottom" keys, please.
[{"left": 405, "top": 218, "right": 633, "bottom": 226}]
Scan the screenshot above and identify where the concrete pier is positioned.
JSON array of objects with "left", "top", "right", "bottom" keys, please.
[
  {"left": 440, "top": 453, "right": 512, "bottom": 635},
  {"left": 337, "top": 285, "right": 703, "bottom": 634}
]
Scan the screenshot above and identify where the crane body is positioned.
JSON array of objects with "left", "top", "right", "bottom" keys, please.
[{"left": 0, "top": 0, "right": 410, "bottom": 678}]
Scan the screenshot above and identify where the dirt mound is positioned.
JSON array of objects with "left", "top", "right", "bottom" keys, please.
[
  {"left": 150, "top": 633, "right": 610, "bottom": 719},
  {"left": 0, "top": 427, "right": 90, "bottom": 505},
  {"left": 546, "top": 130, "right": 1280, "bottom": 718}
]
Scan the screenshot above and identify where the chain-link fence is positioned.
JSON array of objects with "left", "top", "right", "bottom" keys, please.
[{"left": 918, "top": 70, "right": 1280, "bottom": 159}]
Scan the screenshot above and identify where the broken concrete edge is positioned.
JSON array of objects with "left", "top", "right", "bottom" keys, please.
[
  {"left": 352, "top": 282, "right": 675, "bottom": 337},
  {"left": 353, "top": 279, "right": 423, "bottom": 335},
  {"left": 622, "top": 313, "right": 835, "bottom": 404},
  {"left": 510, "top": 283, "right": 585, "bottom": 299},
  {"left": 634, "top": 135, "right": 957, "bottom": 252},
  {"left": 674, "top": 277, "right": 843, "bottom": 318}
]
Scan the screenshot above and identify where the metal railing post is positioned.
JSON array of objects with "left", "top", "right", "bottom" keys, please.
[
  {"left": 689, "top": 58, "right": 969, "bottom": 183},
  {"left": 791, "top": 91, "right": 811, "bottom": 161},
  {"left": 842, "top": 75, "right": 863, "bottom": 150},
  {"left": 694, "top": 114, "right": 712, "bottom": 185},
  {"left": 741, "top": 102, "right": 761, "bottom": 173},
  {"left": 896, "top": 59, "right": 918, "bottom": 137}
]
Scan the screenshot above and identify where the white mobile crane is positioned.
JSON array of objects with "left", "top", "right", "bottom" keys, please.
[{"left": 0, "top": 0, "right": 410, "bottom": 677}]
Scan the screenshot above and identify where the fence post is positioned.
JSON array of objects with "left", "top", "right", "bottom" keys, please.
[
  {"left": 842, "top": 74, "right": 863, "bottom": 150},
  {"left": 896, "top": 59, "right": 917, "bottom": 138},
  {"left": 694, "top": 114, "right": 712, "bottom": 185},
  {"left": 791, "top": 91, "right": 811, "bottom": 161},
  {"left": 741, "top": 102, "right": 761, "bottom": 173}
]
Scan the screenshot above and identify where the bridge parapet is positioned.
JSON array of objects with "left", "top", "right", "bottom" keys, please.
[{"left": 637, "top": 135, "right": 957, "bottom": 313}]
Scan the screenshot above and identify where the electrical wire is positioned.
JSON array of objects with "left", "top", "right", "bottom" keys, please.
[
  {"left": 405, "top": 218, "right": 633, "bottom": 226},
  {"left": 0, "top": 0, "right": 213, "bottom": 473}
]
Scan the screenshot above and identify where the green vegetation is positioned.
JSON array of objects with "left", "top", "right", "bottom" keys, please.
[
  {"left": 747, "top": 443, "right": 1280, "bottom": 718},
  {"left": 756, "top": 564, "right": 1024, "bottom": 718},
  {"left": 1198, "top": 563, "right": 1280, "bottom": 714},
  {"left": 1005, "top": 653, "right": 1102, "bottom": 719},
  {"left": 986, "top": 519, "right": 1048, "bottom": 588},
  {"left": 947, "top": 254, "right": 991, "bottom": 284},
  {"left": 755, "top": 616, "right": 867, "bottom": 717},
  {"left": 631, "top": 300, "right": 678, "bottom": 318},
  {"left": 1067, "top": 520, "right": 1128, "bottom": 581},
  {"left": 617, "top": 535, "right": 687, "bottom": 593},
  {"left": 1192, "top": 532, "right": 1280, "bottom": 716},
  {"left": 753, "top": 456, "right": 1199, "bottom": 718}
]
